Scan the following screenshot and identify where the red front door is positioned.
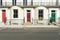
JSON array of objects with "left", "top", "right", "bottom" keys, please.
[
  {"left": 27, "top": 12, "right": 31, "bottom": 22},
  {"left": 2, "top": 10, "right": 6, "bottom": 22}
]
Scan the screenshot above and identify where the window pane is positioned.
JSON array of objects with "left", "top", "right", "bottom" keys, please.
[
  {"left": 38, "top": 10, "right": 43, "bottom": 20},
  {"left": 12, "top": 0, "right": 16, "bottom": 5},
  {"left": 0, "top": 0, "right": 2, "bottom": 6},
  {"left": 13, "top": 9, "right": 18, "bottom": 18},
  {"left": 23, "top": 0, "right": 27, "bottom": 5}
]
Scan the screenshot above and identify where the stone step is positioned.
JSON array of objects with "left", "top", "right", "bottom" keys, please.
[{"left": 24, "top": 22, "right": 32, "bottom": 25}]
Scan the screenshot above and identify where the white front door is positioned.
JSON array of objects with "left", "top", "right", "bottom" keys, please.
[{"left": 24, "top": 8, "right": 34, "bottom": 23}]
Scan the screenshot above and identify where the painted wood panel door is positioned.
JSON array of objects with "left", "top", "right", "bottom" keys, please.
[
  {"left": 51, "top": 11, "right": 56, "bottom": 22},
  {"left": 2, "top": 10, "right": 6, "bottom": 22},
  {"left": 27, "top": 12, "right": 31, "bottom": 22}
]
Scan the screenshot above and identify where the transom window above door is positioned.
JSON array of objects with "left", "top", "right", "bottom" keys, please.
[
  {"left": 38, "top": 9, "right": 43, "bottom": 20},
  {"left": 27, "top": 10, "right": 31, "bottom": 12},
  {"left": 13, "top": 9, "right": 18, "bottom": 18},
  {"left": 51, "top": 10, "right": 56, "bottom": 12},
  {"left": 2, "top": 10, "right": 6, "bottom": 12}
]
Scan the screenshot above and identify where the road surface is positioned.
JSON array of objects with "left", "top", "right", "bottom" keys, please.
[{"left": 0, "top": 27, "right": 59, "bottom": 40}]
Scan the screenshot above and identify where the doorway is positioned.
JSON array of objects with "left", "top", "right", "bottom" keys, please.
[
  {"left": 2, "top": 10, "right": 6, "bottom": 22},
  {"left": 27, "top": 10, "right": 31, "bottom": 22},
  {"left": 24, "top": 8, "right": 34, "bottom": 23},
  {"left": 51, "top": 10, "right": 56, "bottom": 23}
]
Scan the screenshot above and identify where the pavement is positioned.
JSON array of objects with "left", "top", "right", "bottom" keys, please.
[{"left": 0, "top": 24, "right": 59, "bottom": 29}]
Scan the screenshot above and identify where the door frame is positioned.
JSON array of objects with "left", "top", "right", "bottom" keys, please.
[
  {"left": 24, "top": 8, "right": 34, "bottom": 23},
  {"left": 27, "top": 12, "right": 31, "bottom": 22},
  {"left": 49, "top": 8, "right": 60, "bottom": 23},
  {"left": 2, "top": 10, "right": 6, "bottom": 22},
  {"left": 51, "top": 10, "right": 56, "bottom": 22}
]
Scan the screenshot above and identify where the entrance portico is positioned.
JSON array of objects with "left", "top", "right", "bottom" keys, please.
[{"left": 24, "top": 8, "right": 34, "bottom": 24}]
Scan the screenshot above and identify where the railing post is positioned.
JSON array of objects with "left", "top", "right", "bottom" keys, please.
[
  {"left": 23, "top": 17, "right": 25, "bottom": 24},
  {"left": 58, "top": 17, "right": 60, "bottom": 27},
  {"left": 32, "top": 18, "right": 33, "bottom": 24},
  {"left": 9, "top": 19, "right": 11, "bottom": 25}
]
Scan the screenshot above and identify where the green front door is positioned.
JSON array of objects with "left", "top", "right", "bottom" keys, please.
[{"left": 51, "top": 10, "right": 56, "bottom": 22}]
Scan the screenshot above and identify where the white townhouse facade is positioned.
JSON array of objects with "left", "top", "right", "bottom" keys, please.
[{"left": 0, "top": 0, "right": 60, "bottom": 25}]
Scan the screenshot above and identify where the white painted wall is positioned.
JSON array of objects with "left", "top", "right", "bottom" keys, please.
[
  {"left": 5, "top": 0, "right": 12, "bottom": 6},
  {"left": 24, "top": 8, "right": 34, "bottom": 23},
  {"left": 17, "top": 0, "right": 23, "bottom": 6},
  {"left": 27, "top": 0, "right": 31, "bottom": 6},
  {"left": 49, "top": 8, "right": 60, "bottom": 23},
  {"left": 33, "top": 0, "right": 39, "bottom": 6},
  {"left": 10, "top": 6, "right": 23, "bottom": 19},
  {"left": 0, "top": 8, "right": 10, "bottom": 22},
  {"left": 2, "top": 0, "right": 6, "bottom": 6},
  {"left": 58, "top": 0, "right": 60, "bottom": 5}
]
